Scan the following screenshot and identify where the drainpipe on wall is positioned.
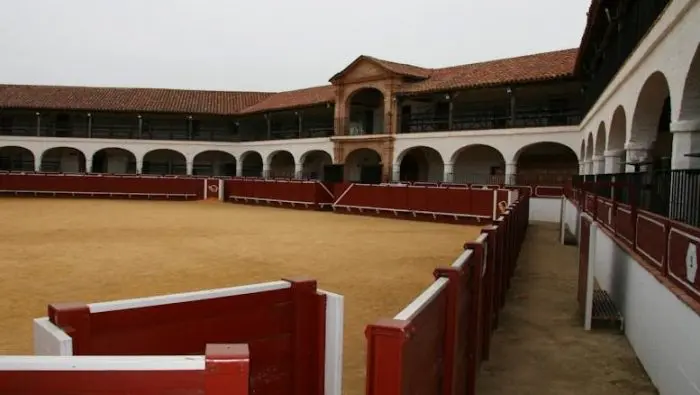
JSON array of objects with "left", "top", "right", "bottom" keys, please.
[
  {"left": 187, "top": 115, "right": 193, "bottom": 140},
  {"left": 265, "top": 113, "right": 271, "bottom": 140},
  {"left": 296, "top": 111, "right": 303, "bottom": 138},
  {"left": 507, "top": 87, "right": 516, "bottom": 127},
  {"left": 137, "top": 115, "right": 143, "bottom": 139},
  {"left": 87, "top": 113, "right": 92, "bottom": 138}
]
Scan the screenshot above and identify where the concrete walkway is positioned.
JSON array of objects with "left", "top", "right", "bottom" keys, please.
[{"left": 476, "top": 223, "right": 658, "bottom": 395}]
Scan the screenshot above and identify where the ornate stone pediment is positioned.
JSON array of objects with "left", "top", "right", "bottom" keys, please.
[
  {"left": 329, "top": 55, "right": 429, "bottom": 85},
  {"left": 330, "top": 58, "right": 390, "bottom": 85}
]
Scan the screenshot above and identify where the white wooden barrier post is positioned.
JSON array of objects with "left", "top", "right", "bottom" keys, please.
[{"left": 582, "top": 215, "right": 597, "bottom": 331}]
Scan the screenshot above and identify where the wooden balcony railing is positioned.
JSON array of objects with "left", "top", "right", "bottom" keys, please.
[{"left": 399, "top": 108, "right": 581, "bottom": 133}]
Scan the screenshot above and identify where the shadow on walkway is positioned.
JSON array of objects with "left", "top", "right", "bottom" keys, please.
[{"left": 476, "top": 223, "right": 658, "bottom": 395}]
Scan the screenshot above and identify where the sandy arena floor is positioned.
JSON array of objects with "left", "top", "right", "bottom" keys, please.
[
  {"left": 0, "top": 198, "right": 479, "bottom": 395},
  {"left": 476, "top": 223, "right": 657, "bottom": 395}
]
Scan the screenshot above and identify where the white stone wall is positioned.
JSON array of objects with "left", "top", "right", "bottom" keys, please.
[
  {"left": 393, "top": 126, "right": 580, "bottom": 182},
  {"left": 393, "top": 126, "right": 580, "bottom": 166},
  {"left": 586, "top": 220, "right": 700, "bottom": 395}
]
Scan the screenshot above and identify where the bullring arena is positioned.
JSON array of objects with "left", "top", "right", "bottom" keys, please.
[
  {"left": 0, "top": 175, "right": 529, "bottom": 395},
  {"left": 0, "top": 197, "right": 481, "bottom": 394},
  {"left": 2, "top": 1, "right": 700, "bottom": 394}
]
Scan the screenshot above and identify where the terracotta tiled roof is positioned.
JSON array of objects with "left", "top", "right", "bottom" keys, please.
[
  {"left": 238, "top": 85, "right": 335, "bottom": 114},
  {"left": 363, "top": 56, "right": 432, "bottom": 79},
  {"left": 397, "top": 48, "right": 579, "bottom": 95},
  {"left": 0, "top": 49, "right": 578, "bottom": 116},
  {"left": 0, "top": 84, "right": 274, "bottom": 115}
]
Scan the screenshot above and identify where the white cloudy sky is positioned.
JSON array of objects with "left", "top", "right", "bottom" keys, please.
[{"left": 0, "top": 0, "right": 591, "bottom": 92}]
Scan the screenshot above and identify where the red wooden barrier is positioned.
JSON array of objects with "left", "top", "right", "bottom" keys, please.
[
  {"left": 365, "top": 193, "right": 531, "bottom": 395},
  {"left": 47, "top": 279, "right": 326, "bottom": 395},
  {"left": 365, "top": 281, "right": 449, "bottom": 395},
  {"left": 0, "top": 173, "right": 203, "bottom": 199},
  {"left": 0, "top": 343, "right": 250, "bottom": 395},
  {"left": 573, "top": 185, "right": 700, "bottom": 305},
  {"left": 224, "top": 178, "right": 332, "bottom": 209},
  {"left": 333, "top": 184, "right": 498, "bottom": 223}
]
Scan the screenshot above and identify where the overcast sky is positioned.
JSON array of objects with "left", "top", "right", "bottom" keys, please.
[{"left": 0, "top": 0, "right": 591, "bottom": 92}]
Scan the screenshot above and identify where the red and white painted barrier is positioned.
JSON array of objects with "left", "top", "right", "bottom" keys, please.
[
  {"left": 332, "top": 183, "right": 499, "bottom": 223},
  {"left": 0, "top": 343, "right": 250, "bottom": 395},
  {"left": 31, "top": 279, "right": 343, "bottom": 395}
]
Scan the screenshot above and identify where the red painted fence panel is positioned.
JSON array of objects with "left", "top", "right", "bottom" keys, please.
[
  {"left": 573, "top": 184, "right": 700, "bottom": 305},
  {"left": 365, "top": 193, "right": 531, "bottom": 395},
  {"left": 0, "top": 173, "right": 203, "bottom": 198},
  {"left": 0, "top": 343, "right": 250, "bottom": 395},
  {"left": 48, "top": 279, "right": 325, "bottom": 395}
]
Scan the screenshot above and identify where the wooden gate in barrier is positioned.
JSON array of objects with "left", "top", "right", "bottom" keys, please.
[{"left": 577, "top": 216, "right": 591, "bottom": 313}]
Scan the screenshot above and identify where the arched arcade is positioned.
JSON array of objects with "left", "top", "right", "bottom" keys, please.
[
  {"left": 92, "top": 148, "right": 137, "bottom": 174},
  {"left": 40, "top": 147, "right": 86, "bottom": 173},
  {"left": 142, "top": 149, "right": 186, "bottom": 175},
  {"left": 0, "top": 146, "right": 34, "bottom": 171},
  {"left": 396, "top": 146, "right": 444, "bottom": 183}
]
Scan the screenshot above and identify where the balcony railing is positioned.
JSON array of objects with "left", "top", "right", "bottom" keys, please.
[
  {"left": 399, "top": 108, "right": 581, "bottom": 133},
  {"left": 575, "top": 169, "right": 700, "bottom": 228},
  {"left": 0, "top": 119, "right": 334, "bottom": 142},
  {"left": 334, "top": 115, "right": 391, "bottom": 136}
]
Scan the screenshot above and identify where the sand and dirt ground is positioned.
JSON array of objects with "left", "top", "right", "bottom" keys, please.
[
  {"left": 476, "top": 223, "right": 657, "bottom": 395},
  {"left": 0, "top": 198, "right": 479, "bottom": 395}
]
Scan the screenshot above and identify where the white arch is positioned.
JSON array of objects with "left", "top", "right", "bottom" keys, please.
[
  {"left": 608, "top": 105, "right": 627, "bottom": 151},
  {"left": 678, "top": 43, "right": 700, "bottom": 122},
  {"left": 299, "top": 149, "right": 334, "bottom": 166},
  {"left": 396, "top": 146, "right": 445, "bottom": 183},
  {"left": 395, "top": 145, "right": 446, "bottom": 165},
  {"left": 266, "top": 150, "right": 296, "bottom": 167},
  {"left": 38, "top": 145, "right": 87, "bottom": 163},
  {"left": 448, "top": 144, "right": 505, "bottom": 165},
  {"left": 594, "top": 122, "right": 607, "bottom": 156},
  {"left": 0, "top": 145, "right": 36, "bottom": 171},
  {"left": 513, "top": 141, "right": 579, "bottom": 165},
  {"left": 239, "top": 150, "right": 263, "bottom": 164},
  {"left": 585, "top": 133, "right": 594, "bottom": 160},
  {"left": 630, "top": 71, "right": 671, "bottom": 145},
  {"left": 92, "top": 147, "right": 137, "bottom": 160},
  {"left": 39, "top": 146, "right": 87, "bottom": 173},
  {"left": 193, "top": 150, "right": 236, "bottom": 162},
  {"left": 192, "top": 148, "right": 235, "bottom": 161},
  {"left": 142, "top": 148, "right": 187, "bottom": 163}
]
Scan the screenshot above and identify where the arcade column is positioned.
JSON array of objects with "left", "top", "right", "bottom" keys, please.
[
  {"left": 603, "top": 149, "right": 625, "bottom": 173},
  {"left": 392, "top": 162, "right": 401, "bottom": 182},
  {"left": 443, "top": 162, "right": 454, "bottom": 183},
  {"left": 592, "top": 156, "right": 605, "bottom": 175},
  {"left": 670, "top": 120, "right": 700, "bottom": 170},
  {"left": 582, "top": 159, "right": 592, "bottom": 175},
  {"left": 505, "top": 162, "right": 517, "bottom": 185},
  {"left": 624, "top": 141, "right": 652, "bottom": 172}
]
